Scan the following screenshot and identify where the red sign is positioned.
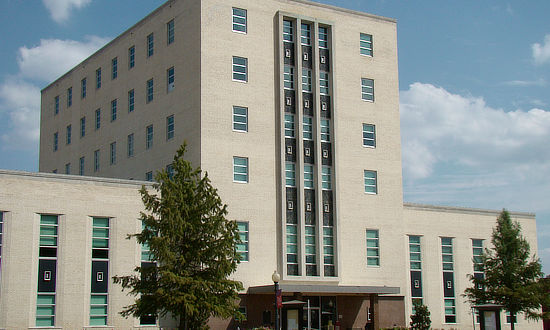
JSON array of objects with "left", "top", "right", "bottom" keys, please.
[{"left": 276, "top": 289, "right": 282, "bottom": 308}]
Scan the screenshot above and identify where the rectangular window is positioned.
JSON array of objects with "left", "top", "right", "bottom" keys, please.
[
  {"left": 65, "top": 163, "right": 70, "bottom": 174},
  {"left": 111, "top": 99, "right": 117, "bottom": 122},
  {"left": 232, "top": 56, "right": 248, "bottom": 82},
  {"left": 237, "top": 222, "right": 249, "bottom": 261},
  {"left": 79, "top": 157, "right": 85, "bottom": 175},
  {"left": 80, "top": 116, "right": 86, "bottom": 138},
  {"left": 303, "top": 165, "right": 313, "bottom": 189},
  {"left": 364, "top": 170, "right": 377, "bottom": 194},
  {"left": 232, "top": 106, "right": 248, "bottom": 132},
  {"left": 95, "top": 109, "right": 101, "bottom": 130},
  {"left": 285, "top": 162, "right": 296, "bottom": 187},
  {"left": 110, "top": 142, "right": 116, "bottom": 165},
  {"left": 321, "top": 166, "right": 332, "bottom": 190},
  {"left": 319, "top": 72, "right": 329, "bottom": 95},
  {"left": 167, "top": 19, "right": 175, "bottom": 44},
  {"left": 54, "top": 95, "right": 60, "bottom": 115},
  {"left": 323, "top": 225, "right": 335, "bottom": 276},
  {"left": 286, "top": 223, "right": 298, "bottom": 275},
  {"left": 36, "top": 214, "right": 59, "bottom": 327},
  {"left": 95, "top": 68, "right": 101, "bottom": 89},
  {"left": 167, "top": 67, "right": 175, "bottom": 92},
  {"left": 283, "top": 65, "right": 294, "bottom": 89},
  {"left": 472, "top": 239, "right": 484, "bottom": 272},
  {"left": 128, "top": 46, "right": 135, "bottom": 68},
  {"left": 127, "top": 133, "right": 134, "bottom": 157},
  {"left": 166, "top": 164, "right": 174, "bottom": 179},
  {"left": 362, "top": 123, "right": 376, "bottom": 147},
  {"left": 320, "top": 119, "right": 330, "bottom": 142},
  {"left": 303, "top": 116, "right": 312, "bottom": 140},
  {"left": 146, "top": 79, "right": 154, "bottom": 103},
  {"left": 302, "top": 68, "right": 312, "bottom": 92},
  {"left": 305, "top": 224, "right": 316, "bottom": 276},
  {"left": 360, "top": 33, "right": 373, "bottom": 56},
  {"left": 146, "top": 125, "right": 153, "bottom": 149},
  {"left": 94, "top": 149, "right": 100, "bottom": 172},
  {"left": 284, "top": 114, "right": 295, "bottom": 138},
  {"left": 90, "top": 217, "right": 109, "bottom": 326},
  {"left": 506, "top": 312, "right": 517, "bottom": 324},
  {"left": 361, "top": 78, "right": 374, "bottom": 102},
  {"left": 409, "top": 236, "right": 422, "bottom": 270},
  {"left": 53, "top": 132, "right": 58, "bottom": 151},
  {"left": 233, "top": 156, "right": 248, "bottom": 183},
  {"left": 147, "top": 33, "right": 154, "bottom": 57},
  {"left": 301, "top": 23, "right": 311, "bottom": 45},
  {"left": 444, "top": 299, "right": 456, "bottom": 324},
  {"left": 67, "top": 87, "right": 72, "bottom": 107},
  {"left": 128, "top": 89, "right": 135, "bottom": 112},
  {"left": 441, "top": 237, "right": 454, "bottom": 271},
  {"left": 319, "top": 26, "right": 328, "bottom": 49},
  {"left": 146, "top": 171, "right": 153, "bottom": 182},
  {"left": 283, "top": 20, "right": 293, "bottom": 43},
  {"left": 232, "top": 8, "right": 247, "bottom": 33},
  {"left": 81, "top": 78, "right": 87, "bottom": 98},
  {"left": 166, "top": 115, "right": 174, "bottom": 140},
  {"left": 366, "top": 229, "right": 380, "bottom": 266},
  {"left": 111, "top": 57, "right": 117, "bottom": 80},
  {"left": 66, "top": 125, "right": 71, "bottom": 145}
]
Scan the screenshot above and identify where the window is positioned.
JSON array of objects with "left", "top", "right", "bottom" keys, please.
[
  {"left": 233, "top": 156, "right": 248, "bottom": 183},
  {"left": 65, "top": 163, "right": 70, "bottom": 174},
  {"left": 111, "top": 57, "right": 118, "bottom": 80},
  {"left": 79, "top": 157, "right": 85, "bottom": 175},
  {"left": 444, "top": 299, "right": 456, "bottom": 324},
  {"left": 53, "top": 132, "right": 58, "bottom": 151},
  {"left": 319, "top": 26, "right": 328, "bottom": 49},
  {"left": 146, "top": 79, "right": 154, "bottom": 103},
  {"left": 284, "top": 114, "right": 295, "bottom": 138},
  {"left": 361, "top": 78, "right": 374, "bottom": 102},
  {"left": 237, "top": 222, "right": 249, "bottom": 261},
  {"left": 283, "top": 65, "right": 294, "bottom": 89},
  {"left": 81, "top": 78, "right": 87, "bottom": 98},
  {"left": 90, "top": 217, "right": 109, "bottom": 326},
  {"left": 319, "top": 72, "right": 329, "bottom": 95},
  {"left": 283, "top": 20, "right": 293, "bottom": 42},
  {"left": 304, "top": 224, "right": 316, "bottom": 276},
  {"left": 366, "top": 229, "right": 380, "bottom": 266},
  {"left": 166, "top": 115, "right": 174, "bottom": 140},
  {"left": 285, "top": 163, "right": 296, "bottom": 187},
  {"left": 323, "top": 225, "right": 335, "bottom": 276},
  {"left": 110, "top": 142, "right": 116, "bottom": 165},
  {"left": 303, "top": 116, "right": 312, "bottom": 140},
  {"left": 301, "top": 23, "right": 311, "bottom": 45},
  {"left": 441, "top": 237, "right": 454, "bottom": 271},
  {"left": 167, "top": 19, "right": 175, "bottom": 44},
  {"left": 127, "top": 133, "right": 134, "bottom": 157},
  {"left": 111, "top": 99, "right": 117, "bottom": 122},
  {"left": 80, "top": 117, "right": 86, "bottom": 137},
  {"left": 321, "top": 166, "right": 332, "bottom": 190},
  {"left": 66, "top": 125, "right": 71, "bottom": 145},
  {"left": 302, "top": 68, "right": 312, "bottom": 92},
  {"left": 409, "top": 236, "right": 422, "bottom": 270},
  {"left": 128, "top": 89, "right": 135, "bottom": 112},
  {"left": 145, "top": 171, "right": 153, "bottom": 182},
  {"left": 472, "top": 239, "right": 483, "bottom": 272},
  {"left": 67, "top": 87, "right": 72, "bottom": 107},
  {"left": 506, "top": 312, "right": 517, "bottom": 324},
  {"left": 320, "top": 119, "right": 330, "bottom": 142},
  {"left": 167, "top": 67, "right": 175, "bottom": 92},
  {"left": 54, "top": 95, "right": 59, "bottom": 115},
  {"left": 128, "top": 46, "right": 135, "bottom": 68},
  {"left": 36, "top": 215, "right": 59, "bottom": 327},
  {"left": 364, "top": 170, "right": 377, "bottom": 194},
  {"left": 362, "top": 124, "right": 376, "bottom": 147},
  {"left": 232, "top": 8, "right": 247, "bottom": 33},
  {"left": 146, "top": 125, "right": 153, "bottom": 149},
  {"left": 232, "top": 106, "right": 247, "bottom": 132},
  {"left": 360, "top": 33, "right": 373, "bottom": 56},
  {"left": 95, "top": 109, "right": 101, "bottom": 130},
  {"left": 166, "top": 164, "right": 174, "bottom": 179},
  {"left": 232, "top": 56, "right": 247, "bottom": 82},
  {"left": 287, "top": 223, "right": 298, "bottom": 275},
  {"left": 95, "top": 68, "right": 101, "bottom": 89},
  {"left": 94, "top": 149, "right": 100, "bottom": 172},
  {"left": 304, "top": 165, "right": 313, "bottom": 189},
  {"left": 147, "top": 33, "right": 154, "bottom": 57}
]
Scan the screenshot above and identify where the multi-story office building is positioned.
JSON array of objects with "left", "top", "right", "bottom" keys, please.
[{"left": 0, "top": 0, "right": 534, "bottom": 329}]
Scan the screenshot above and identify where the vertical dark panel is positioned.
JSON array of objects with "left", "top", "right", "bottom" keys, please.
[
  {"left": 304, "top": 189, "right": 316, "bottom": 225},
  {"left": 38, "top": 259, "right": 57, "bottom": 292},
  {"left": 321, "top": 142, "right": 332, "bottom": 166},
  {"left": 284, "top": 90, "right": 295, "bottom": 114},
  {"left": 319, "top": 49, "right": 330, "bottom": 71},
  {"left": 91, "top": 260, "right": 109, "bottom": 293},
  {"left": 302, "top": 46, "right": 312, "bottom": 69},
  {"left": 410, "top": 271, "right": 423, "bottom": 298},
  {"left": 443, "top": 272, "right": 455, "bottom": 297},
  {"left": 283, "top": 42, "right": 294, "bottom": 64},
  {"left": 320, "top": 95, "right": 331, "bottom": 118},
  {"left": 302, "top": 92, "right": 313, "bottom": 116},
  {"left": 322, "top": 190, "right": 333, "bottom": 226},
  {"left": 303, "top": 140, "right": 315, "bottom": 164},
  {"left": 286, "top": 188, "right": 297, "bottom": 224},
  {"left": 285, "top": 138, "right": 296, "bottom": 162}
]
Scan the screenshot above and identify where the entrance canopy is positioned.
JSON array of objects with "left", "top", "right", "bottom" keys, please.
[{"left": 248, "top": 284, "right": 400, "bottom": 295}]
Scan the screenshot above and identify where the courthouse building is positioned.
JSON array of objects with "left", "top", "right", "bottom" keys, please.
[{"left": 0, "top": 0, "right": 542, "bottom": 329}]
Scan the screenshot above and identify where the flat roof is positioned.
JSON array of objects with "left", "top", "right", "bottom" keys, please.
[
  {"left": 403, "top": 202, "right": 535, "bottom": 219},
  {"left": 248, "top": 284, "right": 400, "bottom": 295}
]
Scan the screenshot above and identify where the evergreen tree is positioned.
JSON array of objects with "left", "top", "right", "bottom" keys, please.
[
  {"left": 464, "top": 210, "right": 550, "bottom": 330},
  {"left": 409, "top": 300, "right": 431, "bottom": 330},
  {"left": 113, "top": 144, "right": 243, "bottom": 330}
]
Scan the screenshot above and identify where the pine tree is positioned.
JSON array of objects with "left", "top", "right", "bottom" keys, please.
[
  {"left": 464, "top": 210, "right": 550, "bottom": 330},
  {"left": 409, "top": 300, "right": 431, "bottom": 330},
  {"left": 113, "top": 144, "right": 243, "bottom": 329}
]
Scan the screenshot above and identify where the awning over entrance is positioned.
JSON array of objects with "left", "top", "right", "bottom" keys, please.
[{"left": 247, "top": 284, "right": 400, "bottom": 295}]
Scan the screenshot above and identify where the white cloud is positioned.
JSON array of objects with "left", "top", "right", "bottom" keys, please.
[
  {"left": 17, "top": 36, "right": 109, "bottom": 83},
  {"left": 42, "top": 0, "right": 92, "bottom": 23},
  {"left": 532, "top": 34, "right": 550, "bottom": 65},
  {"left": 502, "top": 78, "right": 546, "bottom": 87}
]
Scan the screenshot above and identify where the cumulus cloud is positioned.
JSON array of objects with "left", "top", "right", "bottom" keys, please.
[
  {"left": 532, "top": 34, "right": 550, "bottom": 65},
  {"left": 42, "top": 0, "right": 92, "bottom": 23}
]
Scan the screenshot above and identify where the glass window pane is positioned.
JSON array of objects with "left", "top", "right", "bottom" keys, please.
[
  {"left": 93, "top": 218, "right": 109, "bottom": 227},
  {"left": 90, "top": 295, "right": 108, "bottom": 305}
]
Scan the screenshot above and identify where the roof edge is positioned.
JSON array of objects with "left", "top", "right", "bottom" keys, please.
[
  {"left": 285, "top": 0, "right": 396, "bottom": 23},
  {"left": 403, "top": 202, "right": 535, "bottom": 219}
]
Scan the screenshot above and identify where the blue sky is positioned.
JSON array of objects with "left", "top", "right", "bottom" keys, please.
[{"left": 1, "top": 0, "right": 550, "bottom": 272}]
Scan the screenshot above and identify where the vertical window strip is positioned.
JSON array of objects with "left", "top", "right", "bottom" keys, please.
[
  {"left": 233, "top": 157, "right": 248, "bottom": 183},
  {"left": 90, "top": 217, "right": 109, "bottom": 326},
  {"left": 166, "top": 115, "right": 174, "bottom": 140},
  {"left": 323, "top": 225, "right": 335, "bottom": 276},
  {"left": 409, "top": 235, "right": 423, "bottom": 313},
  {"left": 284, "top": 114, "right": 295, "bottom": 138},
  {"left": 110, "top": 142, "right": 116, "bottom": 165},
  {"left": 54, "top": 95, "right": 60, "bottom": 115},
  {"left": 80, "top": 117, "right": 86, "bottom": 137},
  {"left": 302, "top": 68, "right": 312, "bottom": 92},
  {"left": 139, "top": 218, "right": 157, "bottom": 325},
  {"left": 285, "top": 162, "right": 296, "bottom": 187},
  {"left": 286, "top": 224, "right": 298, "bottom": 275},
  {"left": 283, "top": 20, "right": 293, "bottom": 43},
  {"left": 66, "top": 125, "right": 71, "bottom": 145},
  {"left": 111, "top": 57, "right": 117, "bottom": 80},
  {"left": 94, "top": 149, "right": 100, "bottom": 172},
  {"left": 79, "top": 157, "right": 85, "bottom": 175},
  {"left": 128, "top": 46, "right": 135, "bottom": 68},
  {"left": 232, "top": 8, "right": 247, "bottom": 33},
  {"left": 472, "top": 239, "right": 483, "bottom": 272},
  {"left": 232, "top": 106, "right": 248, "bottom": 132},
  {"left": 303, "top": 116, "right": 313, "bottom": 140},
  {"left": 36, "top": 214, "right": 58, "bottom": 327},
  {"left": 284, "top": 65, "right": 294, "bottom": 89},
  {"left": 167, "top": 19, "right": 175, "bottom": 44},
  {"left": 96, "top": 68, "right": 101, "bottom": 89},
  {"left": 366, "top": 229, "right": 380, "bottom": 266},
  {"left": 53, "top": 132, "right": 58, "bottom": 151},
  {"left": 128, "top": 89, "right": 135, "bottom": 112},
  {"left": 321, "top": 166, "right": 332, "bottom": 190},
  {"left": 360, "top": 33, "right": 373, "bottom": 56},
  {"left": 237, "top": 222, "right": 249, "bottom": 261},
  {"left": 409, "top": 236, "right": 422, "bottom": 270},
  {"left": 81, "top": 78, "right": 87, "bottom": 98},
  {"left": 95, "top": 109, "right": 101, "bottom": 130},
  {"left": 441, "top": 237, "right": 456, "bottom": 323},
  {"left": 319, "top": 72, "right": 329, "bottom": 95},
  {"left": 362, "top": 123, "right": 376, "bottom": 147},
  {"left": 146, "top": 79, "right": 154, "bottom": 103},
  {"left": 361, "top": 78, "right": 374, "bottom": 101},
  {"left": 364, "top": 170, "right": 377, "bottom": 194},
  {"left": 301, "top": 23, "right": 311, "bottom": 45},
  {"left": 232, "top": 56, "right": 248, "bottom": 82},
  {"left": 320, "top": 119, "right": 330, "bottom": 142},
  {"left": 127, "top": 134, "right": 134, "bottom": 157},
  {"left": 167, "top": 67, "right": 175, "bottom": 92},
  {"left": 67, "top": 87, "right": 72, "bottom": 107},
  {"left": 318, "top": 26, "right": 328, "bottom": 49},
  {"left": 111, "top": 98, "right": 117, "bottom": 121},
  {"left": 305, "top": 224, "right": 317, "bottom": 276},
  {"left": 147, "top": 33, "right": 154, "bottom": 57},
  {"left": 304, "top": 165, "right": 314, "bottom": 189},
  {"left": 146, "top": 125, "right": 153, "bottom": 149}
]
